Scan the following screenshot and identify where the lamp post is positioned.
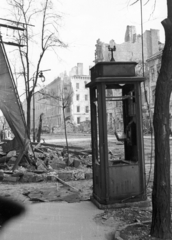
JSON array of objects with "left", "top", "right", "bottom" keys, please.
[
  {"left": 108, "top": 39, "right": 116, "bottom": 62},
  {"left": 32, "top": 69, "right": 50, "bottom": 142}
]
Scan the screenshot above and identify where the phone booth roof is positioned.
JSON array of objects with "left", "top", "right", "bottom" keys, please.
[{"left": 86, "top": 61, "right": 145, "bottom": 88}]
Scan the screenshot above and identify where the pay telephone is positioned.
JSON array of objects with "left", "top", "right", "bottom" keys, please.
[{"left": 123, "top": 86, "right": 138, "bottom": 162}]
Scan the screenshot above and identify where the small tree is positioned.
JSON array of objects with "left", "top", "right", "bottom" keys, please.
[
  {"left": 36, "top": 113, "right": 44, "bottom": 143},
  {"left": 6, "top": 0, "right": 66, "bottom": 137},
  {"left": 39, "top": 80, "right": 73, "bottom": 165}
]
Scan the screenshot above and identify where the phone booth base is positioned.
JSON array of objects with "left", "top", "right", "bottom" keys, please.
[{"left": 86, "top": 62, "right": 148, "bottom": 208}]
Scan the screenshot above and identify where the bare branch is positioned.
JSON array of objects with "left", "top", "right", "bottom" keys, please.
[
  {"left": 144, "top": 0, "right": 150, "bottom": 5},
  {"left": 130, "top": 0, "right": 139, "bottom": 6},
  {"left": 6, "top": 0, "right": 67, "bottom": 134}
]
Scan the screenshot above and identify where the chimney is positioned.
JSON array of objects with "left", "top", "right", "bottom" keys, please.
[{"left": 125, "top": 26, "right": 136, "bottom": 43}]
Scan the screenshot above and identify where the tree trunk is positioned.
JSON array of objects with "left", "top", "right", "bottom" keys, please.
[
  {"left": 37, "top": 113, "right": 43, "bottom": 143},
  {"left": 26, "top": 95, "right": 31, "bottom": 139},
  {"left": 63, "top": 105, "right": 69, "bottom": 166},
  {"left": 150, "top": 17, "right": 172, "bottom": 239}
]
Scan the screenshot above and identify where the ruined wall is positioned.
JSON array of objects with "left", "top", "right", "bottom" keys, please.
[
  {"left": 125, "top": 26, "right": 137, "bottom": 43},
  {"left": 77, "top": 63, "right": 83, "bottom": 75},
  {"left": 95, "top": 26, "right": 160, "bottom": 63}
]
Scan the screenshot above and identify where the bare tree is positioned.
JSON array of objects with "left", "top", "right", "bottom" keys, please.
[
  {"left": 36, "top": 113, "right": 44, "bottom": 143},
  {"left": 6, "top": 0, "right": 67, "bottom": 137},
  {"left": 151, "top": 1, "right": 172, "bottom": 238},
  {"left": 39, "top": 81, "right": 73, "bottom": 166},
  {"left": 130, "top": 0, "right": 172, "bottom": 238}
]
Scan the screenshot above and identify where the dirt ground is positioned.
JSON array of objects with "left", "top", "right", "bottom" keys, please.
[
  {"left": 0, "top": 179, "right": 93, "bottom": 204},
  {"left": 1, "top": 136, "right": 172, "bottom": 239}
]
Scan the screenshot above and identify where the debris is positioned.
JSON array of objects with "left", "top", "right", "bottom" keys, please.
[
  {"left": 85, "top": 172, "right": 93, "bottom": 179},
  {"left": 3, "top": 175, "right": 20, "bottom": 182},
  {"left": 74, "top": 171, "right": 85, "bottom": 180},
  {"left": 58, "top": 171, "right": 74, "bottom": 181},
  {"left": 6, "top": 151, "right": 16, "bottom": 158},
  {"left": 0, "top": 141, "right": 93, "bottom": 184},
  {"left": 49, "top": 173, "right": 80, "bottom": 192},
  {"left": 73, "top": 159, "right": 80, "bottom": 168}
]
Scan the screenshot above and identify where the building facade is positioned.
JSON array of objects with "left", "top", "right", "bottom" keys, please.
[
  {"left": 146, "top": 50, "right": 162, "bottom": 114},
  {"left": 70, "top": 63, "right": 91, "bottom": 124},
  {"left": 22, "top": 76, "right": 71, "bottom": 132},
  {"left": 70, "top": 75, "right": 90, "bottom": 124},
  {"left": 22, "top": 63, "right": 91, "bottom": 132}
]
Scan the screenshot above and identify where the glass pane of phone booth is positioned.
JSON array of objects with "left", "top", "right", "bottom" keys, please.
[
  {"left": 106, "top": 87, "right": 125, "bottom": 162},
  {"left": 105, "top": 83, "right": 141, "bottom": 202}
]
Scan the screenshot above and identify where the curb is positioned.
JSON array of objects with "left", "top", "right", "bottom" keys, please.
[{"left": 114, "top": 221, "right": 151, "bottom": 240}]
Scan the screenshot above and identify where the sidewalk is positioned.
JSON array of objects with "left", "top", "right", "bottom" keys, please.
[{"left": 1, "top": 201, "right": 119, "bottom": 240}]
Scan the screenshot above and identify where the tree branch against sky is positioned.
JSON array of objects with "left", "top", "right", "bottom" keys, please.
[
  {"left": 129, "top": 0, "right": 157, "bottom": 18},
  {"left": 5, "top": 0, "right": 67, "bottom": 137}
]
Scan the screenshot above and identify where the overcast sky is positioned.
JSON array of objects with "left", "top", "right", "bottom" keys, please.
[
  {"left": 55, "top": 0, "right": 166, "bottom": 75},
  {"left": 0, "top": 0, "right": 167, "bottom": 94}
]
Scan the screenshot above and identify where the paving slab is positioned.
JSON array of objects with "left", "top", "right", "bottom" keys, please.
[{"left": 0, "top": 201, "right": 119, "bottom": 240}]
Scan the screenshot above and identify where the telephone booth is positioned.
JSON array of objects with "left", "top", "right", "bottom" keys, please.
[{"left": 86, "top": 61, "right": 147, "bottom": 208}]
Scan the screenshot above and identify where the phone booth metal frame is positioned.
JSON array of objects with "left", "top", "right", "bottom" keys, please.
[{"left": 86, "top": 61, "right": 147, "bottom": 208}]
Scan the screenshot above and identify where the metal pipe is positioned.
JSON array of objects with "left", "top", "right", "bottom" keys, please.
[{"left": 140, "top": 0, "right": 145, "bottom": 77}]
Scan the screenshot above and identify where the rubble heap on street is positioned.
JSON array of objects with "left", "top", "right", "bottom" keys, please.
[{"left": 0, "top": 142, "right": 93, "bottom": 183}]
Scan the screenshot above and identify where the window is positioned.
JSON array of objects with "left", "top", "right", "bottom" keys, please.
[
  {"left": 76, "top": 83, "right": 79, "bottom": 89},
  {"left": 84, "top": 81, "right": 87, "bottom": 86},
  {"left": 77, "top": 117, "right": 80, "bottom": 124},
  {"left": 76, "top": 94, "right": 80, "bottom": 100},
  {"left": 77, "top": 106, "right": 80, "bottom": 112},
  {"left": 85, "top": 106, "right": 89, "bottom": 113},
  {"left": 85, "top": 94, "right": 88, "bottom": 101},
  {"left": 66, "top": 107, "right": 70, "bottom": 113}
]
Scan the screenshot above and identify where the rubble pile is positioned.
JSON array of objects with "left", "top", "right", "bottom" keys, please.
[{"left": 0, "top": 143, "right": 93, "bottom": 183}]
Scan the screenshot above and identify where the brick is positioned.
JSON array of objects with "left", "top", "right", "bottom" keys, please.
[
  {"left": 58, "top": 171, "right": 73, "bottom": 181},
  {"left": 74, "top": 171, "right": 85, "bottom": 180},
  {"left": 73, "top": 159, "right": 80, "bottom": 168},
  {"left": 3, "top": 176, "right": 20, "bottom": 182},
  {"left": 35, "top": 174, "right": 44, "bottom": 182},
  {"left": 46, "top": 175, "right": 57, "bottom": 182},
  {"left": 20, "top": 172, "right": 36, "bottom": 182},
  {"left": 85, "top": 172, "right": 93, "bottom": 180},
  {"left": 50, "top": 162, "right": 66, "bottom": 169}
]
